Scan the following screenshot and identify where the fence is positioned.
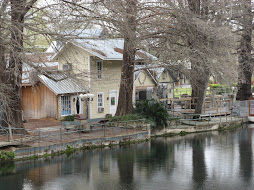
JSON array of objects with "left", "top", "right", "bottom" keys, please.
[
  {"left": 161, "top": 98, "right": 232, "bottom": 114},
  {"left": 166, "top": 111, "right": 245, "bottom": 129},
  {"left": 0, "top": 120, "right": 149, "bottom": 146},
  {"left": 231, "top": 100, "right": 249, "bottom": 117}
]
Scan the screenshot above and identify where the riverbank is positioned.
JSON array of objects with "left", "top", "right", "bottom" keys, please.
[
  {"left": 152, "top": 117, "right": 246, "bottom": 137},
  {"left": 0, "top": 116, "right": 247, "bottom": 162},
  {"left": 2, "top": 123, "right": 254, "bottom": 190}
]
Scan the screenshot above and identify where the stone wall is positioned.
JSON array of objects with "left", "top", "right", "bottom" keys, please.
[{"left": 15, "top": 132, "right": 150, "bottom": 159}]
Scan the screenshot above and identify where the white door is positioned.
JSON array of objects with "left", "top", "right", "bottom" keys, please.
[{"left": 109, "top": 90, "right": 118, "bottom": 116}]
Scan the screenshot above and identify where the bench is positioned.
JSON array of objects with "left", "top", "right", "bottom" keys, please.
[{"left": 61, "top": 121, "right": 81, "bottom": 131}]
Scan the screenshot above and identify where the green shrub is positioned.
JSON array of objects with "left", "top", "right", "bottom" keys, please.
[
  {"left": 108, "top": 114, "right": 144, "bottom": 122},
  {"left": 134, "top": 99, "right": 170, "bottom": 128},
  {"left": 65, "top": 144, "right": 74, "bottom": 156},
  {"left": 62, "top": 115, "right": 75, "bottom": 121},
  {"left": 0, "top": 151, "right": 16, "bottom": 161},
  {"left": 179, "top": 131, "right": 186, "bottom": 136},
  {"left": 210, "top": 84, "right": 232, "bottom": 95}
]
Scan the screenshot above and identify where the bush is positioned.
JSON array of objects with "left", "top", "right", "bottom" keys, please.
[
  {"left": 0, "top": 151, "right": 15, "bottom": 162},
  {"left": 134, "top": 99, "right": 170, "bottom": 128},
  {"left": 62, "top": 115, "right": 75, "bottom": 121},
  {"left": 65, "top": 144, "right": 74, "bottom": 156},
  {"left": 210, "top": 84, "right": 232, "bottom": 95},
  {"left": 107, "top": 114, "right": 144, "bottom": 122}
]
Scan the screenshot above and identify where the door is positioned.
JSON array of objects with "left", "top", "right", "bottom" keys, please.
[
  {"left": 109, "top": 90, "right": 118, "bottom": 116},
  {"left": 75, "top": 96, "right": 83, "bottom": 115}
]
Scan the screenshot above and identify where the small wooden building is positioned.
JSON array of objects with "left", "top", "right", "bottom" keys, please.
[
  {"left": 22, "top": 73, "right": 87, "bottom": 120},
  {"left": 22, "top": 83, "right": 58, "bottom": 119}
]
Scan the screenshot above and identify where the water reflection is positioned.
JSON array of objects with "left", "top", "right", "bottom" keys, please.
[
  {"left": 239, "top": 126, "right": 253, "bottom": 184},
  {"left": 116, "top": 147, "right": 135, "bottom": 190},
  {"left": 1, "top": 124, "right": 254, "bottom": 190},
  {"left": 192, "top": 135, "right": 207, "bottom": 189}
]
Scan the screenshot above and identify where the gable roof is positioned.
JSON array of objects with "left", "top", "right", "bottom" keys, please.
[
  {"left": 38, "top": 74, "right": 87, "bottom": 95},
  {"left": 62, "top": 28, "right": 105, "bottom": 39},
  {"left": 149, "top": 67, "right": 179, "bottom": 83},
  {"left": 22, "top": 53, "right": 87, "bottom": 95},
  {"left": 46, "top": 29, "right": 105, "bottom": 53},
  {"left": 134, "top": 65, "right": 158, "bottom": 84},
  {"left": 53, "top": 38, "right": 157, "bottom": 61},
  {"left": 22, "top": 53, "right": 58, "bottom": 85}
]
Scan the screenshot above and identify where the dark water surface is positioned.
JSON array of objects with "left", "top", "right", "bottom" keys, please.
[{"left": 1, "top": 124, "right": 254, "bottom": 190}]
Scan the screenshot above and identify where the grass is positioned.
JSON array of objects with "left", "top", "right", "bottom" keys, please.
[{"left": 174, "top": 87, "right": 211, "bottom": 98}]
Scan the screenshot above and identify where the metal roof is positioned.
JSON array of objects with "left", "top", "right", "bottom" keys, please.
[
  {"left": 22, "top": 53, "right": 58, "bottom": 85},
  {"left": 56, "top": 38, "right": 158, "bottom": 61},
  {"left": 62, "top": 28, "right": 105, "bottom": 39},
  {"left": 38, "top": 74, "right": 88, "bottom": 95}
]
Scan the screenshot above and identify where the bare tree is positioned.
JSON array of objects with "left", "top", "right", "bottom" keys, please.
[
  {"left": 235, "top": 0, "right": 253, "bottom": 101},
  {"left": 148, "top": 0, "right": 237, "bottom": 114},
  {"left": 58, "top": 0, "right": 158, "bottom": 116}
]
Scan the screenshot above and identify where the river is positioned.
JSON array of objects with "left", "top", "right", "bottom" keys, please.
[{"left": 1, "top": 124, "right": 254, "bottom": 190}]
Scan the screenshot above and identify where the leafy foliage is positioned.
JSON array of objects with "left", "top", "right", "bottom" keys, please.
[
  {"left": 62, "top": 115, "right": 75, "bottom": 121},
  {"left": 65, "top": 144, "right": 74, "bottom": 157},
  {"left": 0, "top": 151, "right": 16, "bottom": 162},
  {"left": 134, "top": 99, "right": 170, "bottom": 128},
  {"left": 106, "top": 114, "right": 144, "bottom": 122},
  {"left": 209, "top": 84, "right": 232, "bottom": 95}
]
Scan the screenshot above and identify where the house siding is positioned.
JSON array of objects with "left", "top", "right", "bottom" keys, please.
[
  {"left": 58, "top": 43, "right": 90, "bottom": 86},
  {"left": 90, "top": 58, "right": 122, "bottom": 118},
  {"left": 135, "top": 71, "right": 156, "bottom": 88},
  {"left": 22, "top": 84, "right": 58, "bottom": 119}
]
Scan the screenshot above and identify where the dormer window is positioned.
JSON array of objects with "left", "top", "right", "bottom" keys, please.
[
  {"left": 62, "top": 64, "right": 70, "bottom": 71},
  {"left": 97, "top": 61, "right": 102, "bottom": 79}
]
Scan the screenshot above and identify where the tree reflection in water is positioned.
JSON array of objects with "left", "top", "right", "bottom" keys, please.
[
  {"left": 191, "top": 135, "right": 207, "bottom": 189},
  {"left": 239, "top": 128, "right": 252, "bottom": 184}
]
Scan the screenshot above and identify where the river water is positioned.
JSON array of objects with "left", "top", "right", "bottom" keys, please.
[{"left": 1, "top": 124, "right": 254, "bottom": 190}]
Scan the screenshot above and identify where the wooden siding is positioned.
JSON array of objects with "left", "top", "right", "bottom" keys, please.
[{"left": 22, "top": 83, "right": 58, "bottom": 119}]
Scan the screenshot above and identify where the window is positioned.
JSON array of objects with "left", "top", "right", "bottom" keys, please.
[
  {"left": 62, "top": 64, "right": 70, "bottom": 71},
  {"left": 97, "top": 61, "right": 102, "bottom": 79},
  {"left": 97, "top": 93, "right": 104, "bottom": 108},
  {"left": 111, "top": 97, "right": 115, "bottom": 106},
  {"left": 61, "top": 96, "right": 71, "bottom": 115}
]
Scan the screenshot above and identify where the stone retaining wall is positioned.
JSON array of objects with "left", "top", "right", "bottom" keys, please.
[
  {"left": 152, "top": 118, "right": 246, "bottom": 137},
  {"left": 15, "top": 132, "right": 149, "bottom": 159}
]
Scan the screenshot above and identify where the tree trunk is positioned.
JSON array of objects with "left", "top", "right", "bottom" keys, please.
[
  {"left": 190, "top": 64, "right": 210, "bottom": 114},
  {"left": 236, "top": 0, "right": 252, "bottom": 101},
  {"left": 187, "top": 0, "right": 210, "bottom": 114},
  {"left": 0, "top": 45, "right": 4, "bottom": 83},
  {"left": 115, "top": 38, "right": 136, "bottom": 116},
  {"left": 5, "top": 0, "right": 26, "bottom": 130},
  {"left": 115, "top": 0, "right": 137, "bottom": 116}
]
